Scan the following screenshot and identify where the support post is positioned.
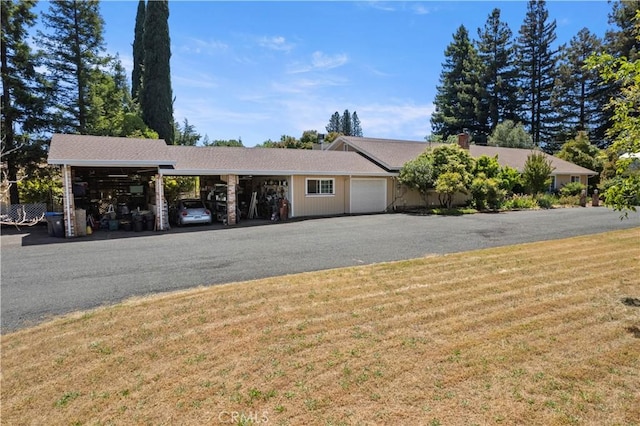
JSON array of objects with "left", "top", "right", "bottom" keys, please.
[
  {"left": 227, "top": 174, "right": 237, "bottom": 225},
  {"left": 62, "top": 165, "right": 76, "bottom": 237}
]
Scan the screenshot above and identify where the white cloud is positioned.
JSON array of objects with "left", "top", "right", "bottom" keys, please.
[
  {"left": 180, "top": 37, "right": 229, "bottom": 55},
  {"left": 311, "top": 51, "right": 348, "bottom": 69},
  {"left": 258, "top": 35, "right": 294, "bottom": 52},
  {"left": 287, "top": 51, "right": 349, "bottom": 74},
  {"left": 357, "top": 102, "right": 436, "bottom": 140}
]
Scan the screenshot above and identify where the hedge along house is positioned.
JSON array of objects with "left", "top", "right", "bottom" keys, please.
[
  {"left": 327, "top": 135, "right": 598, "bottom": 209},
  {"left": 47, "top": 134, "right": 392, "bottom": 237}
]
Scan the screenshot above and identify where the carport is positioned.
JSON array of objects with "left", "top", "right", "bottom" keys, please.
[
  {"left": 47, "top": 134, "right": 177, "bottom": 237},
  {"left": 47, "top": 134, "right": 394, "bottom": 237}
]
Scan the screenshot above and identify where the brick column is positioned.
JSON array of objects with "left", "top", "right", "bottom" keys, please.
[
  {"left": 62, "top": 165, "right": 76, "bottom": 237},
  {"left": 155, "top": 173, "right": 167, "bottom": 230},
  {"left": 226, "top": 174, "right": 237, "bottom": 225}
]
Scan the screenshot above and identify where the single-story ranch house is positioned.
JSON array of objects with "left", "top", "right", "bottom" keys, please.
[{"left": 47, "top": 133, "right": 596, "bottom": 237}]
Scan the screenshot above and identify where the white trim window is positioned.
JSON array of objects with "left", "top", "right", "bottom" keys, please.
[
  {"left": 549, "top": 175, "right": 557, "bottom": 191},
  {"left": 306, "top": 178, "right": 334, "bottom": 196},
  {"left": 570, "top": 176, "right": 581, "bottom": 183}
]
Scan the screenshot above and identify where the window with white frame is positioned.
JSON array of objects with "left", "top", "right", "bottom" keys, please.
[
  {"left": 570, "top": 176, "right": 580, "bottom": 183},
  {"left": 549, "top": 176, "right": 557, "bottom": 191},
  {"left": 306, "top": 178, "right": 334, "bottom": 196}
]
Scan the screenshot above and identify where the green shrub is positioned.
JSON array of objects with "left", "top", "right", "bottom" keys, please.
[
  {"left": 559, "top": 181, "right": 586, "bottom": 197},
  {"left": 536, "top": 194, "right": 557, "bottom": 209},
  {"left": 557, "top": 195, "right": 581, "bottom": 206},
  {"left": 471, "top": 175, "right": 506, "bottom": 210},
  {"left": 503, "top": 194, "right": 538, "bottom": 210}
]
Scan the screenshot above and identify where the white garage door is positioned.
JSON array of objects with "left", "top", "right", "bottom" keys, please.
[{"left": 351, "top": 178, "right": 387, "bottom": 214}]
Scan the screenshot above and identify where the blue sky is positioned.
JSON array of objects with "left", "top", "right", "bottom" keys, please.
[{"left": 37, "top": 1, "right": 614, "bottom": 146}]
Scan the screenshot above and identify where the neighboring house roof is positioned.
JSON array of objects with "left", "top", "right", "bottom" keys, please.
[
  {"left": 48, "top": 134, "right": 175, "bottom": 167},
  {"left": 46, "top": 134, "right": 390, "bottom": 177},
  {"left": 165, "top": 145, "right": 390, "bottom": 176},
  {"left": 330, "top": 136, "right": 597, "bottom": 175}
]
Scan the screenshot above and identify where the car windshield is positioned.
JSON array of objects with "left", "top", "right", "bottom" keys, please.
[{"left": 182, "top": 201, "right": 204, "bottom": 209}]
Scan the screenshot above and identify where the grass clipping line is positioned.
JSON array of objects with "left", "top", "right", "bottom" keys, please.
[{"left": 2, "top": 229, "right": 639, "bottom": 425}]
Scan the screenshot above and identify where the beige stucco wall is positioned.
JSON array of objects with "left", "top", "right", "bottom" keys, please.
[
  {"left": 390, "top": 182, "right": 470, "bottom": 210},
  {"left": 291, "top": 175, "right": 347, "bottom": 217},
  {"left": 555, "top": 174, "right": 588, "bottom": 189}
]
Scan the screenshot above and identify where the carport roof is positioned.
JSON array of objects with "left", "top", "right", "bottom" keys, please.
[
  {"left": 330, "top": 136, "right": 597, "bottom": 175},
  {"left": 164, "top": 145, "right": 391, "bottom": 176},
  {"left": 47, "top": 134, "right": 175, "bottom": 167},
  {"left": 46, "top": 134, "right": 391, "bottom": 176}
]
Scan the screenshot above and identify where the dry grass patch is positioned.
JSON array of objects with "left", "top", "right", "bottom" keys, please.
[{"left": 2, "top": 229, "right": 639, "bottom": 425}]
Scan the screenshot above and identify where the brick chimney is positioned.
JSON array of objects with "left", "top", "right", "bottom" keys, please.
[{"left": 457, "top": 131, "right": 470, "bottom": 150}]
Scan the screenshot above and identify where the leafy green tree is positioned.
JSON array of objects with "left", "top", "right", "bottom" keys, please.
[
  {"left": 552, "top": 29, "right": 608, "bottom": 145},
  {"left": 431, "top": 25, "right": 484, "bottom": 141},
  {"left": 522, "top": 151, "right": 554, "bottom": 195},
  {"left": 487, "top": 120, "right": 534, "bottom": 148},
  {"left": 119, "top": 111, "right": 158, "bottom": 138},
  {"left": 1, "top": 0, "right": 49, "bottom": 204},
  {"left": 555, "top": 131, "right": 603, "bottom": 189},
  {"left": 473, "top": 155, "right": 501, "bottom": 178},
  {"left": 202, "top": 138, "right": 244, "bottom": 147},
  {"left": 476, "top": 8, "right": 519, "bottom": 133},
  {"left": 398, "top": 153, "right": 436, "bottom": 206},
  {"left": 498, "top": 165, "right": 523, "bottom": 194},
  {"left": 587, "top": 11, "right": 640, "bottom": 212},
  {"left": 258, "top": 134, "right": 312, "bottom": 149},
  {"left": 431, "top": 144, "right": 475, "bottom": 208},
  {"left": 174, "top": 118, "right": 200, "bottom": 146},
  {"left": 85, "top": 55, "right": 132, "bottom": 136},
  {"left": 131, "top": 0, "right": 145, "bottom": 100},
  {"left": 300, "top": 130, "right": 320, "bottom": 146},
  {"left": 515, "top": 0, "right": 559, "bottom": 149},
  {"left": 141, "top": 0, "right": 173, "bottom": 144}
]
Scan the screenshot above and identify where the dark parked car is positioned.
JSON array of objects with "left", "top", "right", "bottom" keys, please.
[{"left": 174, "top": 199, "right": 212, "bottom": 226}]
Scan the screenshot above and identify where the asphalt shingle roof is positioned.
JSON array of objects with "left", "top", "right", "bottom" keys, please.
[
  {"left": 333, "top": 136, "right": 597, "bottom": 175},
  {"left": 46, "top": 134, "right": 390, "bottom": 176},
  {"left": 166, "top": 145, "right": 390, "bottom": 176},
  {"left": 48, "top": 134, "right": 174, "bottom": 166}
]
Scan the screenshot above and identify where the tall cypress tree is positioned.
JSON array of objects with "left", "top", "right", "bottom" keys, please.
[
  {"left": 476, "top": 8, "right": 519, "bottom": 134},
  {"left": 141, "top": 0, "right": 174, "bottom": 144},
  {"left": 37, "top": 0, "right": 108, "bottom": 134},
  {"left": 131, "top": 0, "right": 145, "bottom": 100},
  {"left": 515, "top": 0, "right": 559, "bottom": 150},
  {"left": 1, "top": 0, "right": 48, "bottom": 204},
  {"left": 431, "top": 25, "right": 483, "bottom": 141}
]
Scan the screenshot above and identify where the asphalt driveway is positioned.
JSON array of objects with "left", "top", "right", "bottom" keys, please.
[{"left": 2, "top": 207, "right": 639, "bottom": 333}]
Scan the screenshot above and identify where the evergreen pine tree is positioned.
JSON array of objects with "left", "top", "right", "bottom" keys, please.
[
  {"left": 325, "top": 111, "right": 341, "bottom": 133},
  {"left": 476, "top": 8, "right": 519, "bottom": 134},
  {"left": 37, "top": 0, "right": 109, "bottom": 134},
  {"left": 141, "top": 0, "right": 174, "bottom": 144},
  {"left": 515, "top": 0, "right": 559, "bottom": 150},
  {"left": 341, "top": 109, "right": 352, "bottom": 136},
  {"left": 351, "top": 111, "right": 363, "bottom": 137},
  {"left": 131, "top": 0, "right": 145, "bottom": 100},
  {"left": 552, "top": 29, "right": 608, "bottom": 146},
  {"left": 1, "top": 0, "right": 48, "bottom": 204},
  {"left": 430, "top": 25, "right": 484, "bottom": 141}
]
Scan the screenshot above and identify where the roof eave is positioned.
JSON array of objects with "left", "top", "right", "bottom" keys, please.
[
  {"left": 161, "top": 169, "right": 392, "bottom": 177},
  {"left": 47, "top": 159, "right": 175, "bottom": 167}
]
